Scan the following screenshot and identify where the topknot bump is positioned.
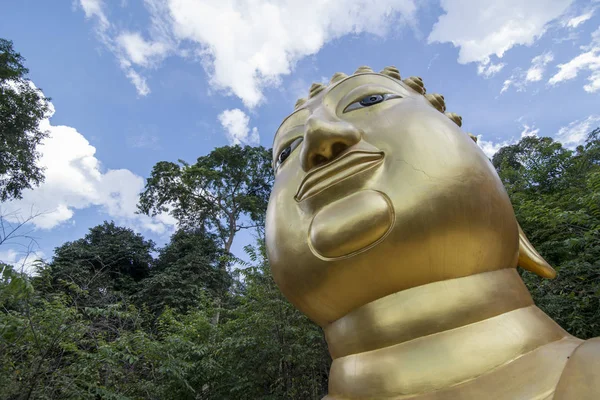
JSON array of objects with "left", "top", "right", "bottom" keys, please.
[
  {"left": 330, "top": 72, "right": 348, "bottom": 84},
  {"left": 354, "top": 66, "right": 374, "bottom": 74},
  {"left": 380, "top": 66, "right": 401, "bottom": 80},
  {"left": 295, "top": 98, "right": 307, "bottom": 109},
  {"left": 445, "top": 112, "right": 462, "bottom": 127},
  {"left": 403, "top": 76, "right": 426, "bottom": 95},
  {"left": 425, "top": 93, "right": 446, "bottom": 113},
  {"left": 309, "top": 83, "right": 326, "bottom": 98}
]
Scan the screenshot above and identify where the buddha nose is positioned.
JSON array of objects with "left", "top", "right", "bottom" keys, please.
[{"left": 300, "top": 115, "right": 362, "bottom": 172}]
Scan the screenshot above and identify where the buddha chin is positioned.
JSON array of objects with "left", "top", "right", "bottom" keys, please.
[{"left": 266, "top": 66, "right": 600, "bottom": 399}]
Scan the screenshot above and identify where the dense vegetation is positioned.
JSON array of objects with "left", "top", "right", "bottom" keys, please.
[{"left": 1, "top": 37, "right": 599, "bottom": 400}]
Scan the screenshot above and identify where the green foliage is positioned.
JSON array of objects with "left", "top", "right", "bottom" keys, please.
[
  {"left": 137, "top": 228, "right": 229, "bottom": 314},
  {"left": 1, "top": 264, "right": 88, "bottom": 399},
  {"left": 212, "top": 242, "right": 330, "bottom": 399},
  {"left": 1, "top": 259, "right": 220, "bottom": 399},
  {"left": 0, "top": 38, "right": 51, "bottom": 201},
  {"left": 494, "top": 130, "right": 600, "bottom": 338},
  {"left": 138, "top": 145, "right": 273, "bottom": 253},
  {"left": 43, "top": 221, "right": 155, "bottom": 308},
  {"left": 1, "top": 263, "right": 33, "bottom": 308}
]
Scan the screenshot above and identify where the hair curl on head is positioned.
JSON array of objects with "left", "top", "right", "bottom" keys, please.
[
  {"left": 445, "top": 112, "right": 462, "bottom": 127},
  {"left": 294, "top": 98, "right": 307, "bottom": 110},
  {"left": 330, "top": 72, "right": 348, "bottom": 85},
  {"left": 425, "top": 93, "right": 446, "bottom": 113},
  {"left": 380, "top": 66, "right": 401, "bottom": 80},
  {"left": 403, "top": 76, "right": 426, "bottom": 95},
  {"left": 309, "top": 83, "right": 326, "bottom": 99},
  {"left": 354, "top": 65, "right": 374, "bottom": 74}
]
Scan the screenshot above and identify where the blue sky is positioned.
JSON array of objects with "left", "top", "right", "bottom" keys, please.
[{"left": 1, "top": 0, "right": 599, "bottom": 271}]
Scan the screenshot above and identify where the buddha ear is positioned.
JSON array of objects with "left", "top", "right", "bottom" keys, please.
[{"left": 517, "top": 223, "right": 557, "bottom": 279}]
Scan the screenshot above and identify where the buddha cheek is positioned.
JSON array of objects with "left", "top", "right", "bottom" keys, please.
[{"left": 309, "top": 190, "right": 394, "bottom": 259}]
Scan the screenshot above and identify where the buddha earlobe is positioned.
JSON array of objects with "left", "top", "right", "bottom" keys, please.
[{"left": 517, "top": 223, "right": 557, "bottom": 279}]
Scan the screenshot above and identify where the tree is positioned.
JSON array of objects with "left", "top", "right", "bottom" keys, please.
[
  {"left": 43, "top": 221, "right": 155, "bottom": 308},
  {"left": 0, "top": 38, "right": 51, "bottom": 202},
  {"left": 138, "top": 145, "right": 273, "bottom": 324},
  {"left": 492, "top": 135, "right": 574, "bottom": 194},
  {"left": 138, "top": 145, "right": 273, "bottom": 255},
  {"left": 137, "top": 228, "right": 229, "bottom": 314}
]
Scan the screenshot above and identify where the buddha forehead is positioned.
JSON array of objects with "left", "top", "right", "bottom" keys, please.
[{"left": 272, "top": 73, "right": 410, "bottom": 153}]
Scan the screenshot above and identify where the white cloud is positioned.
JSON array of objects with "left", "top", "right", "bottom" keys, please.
[
  {"left": 479, "top": 116, "right": 600, "bottom": 157},
  {"left": 521, "top": 124, "right": 541, "bottom": 137},
  {"left": 477, "top": 59, "right": 505, "bottom": 78},
  {"left": 584, "top": 70, "right": 600, "bottom": 92},
  {"left": 591, "top": 26, "right": 600, "bottom": 48},
  {"left": 79, "top": 0, "right": 109, "bottom": 32},
  {"left": 427, "top": 53, "right": 440, "bottom": 70},
  {"left": 124, "top": 68, "right": 151, "bottom": 96},
  {"left": 116, "top": 32, "right": 170, "bottom": 68},
  {"left": 164, "top": 0, "right": 419, "bottom": 108},
  {"left": 548, "top": 49, "right": 600, "bottom": 91},
  {"left": 477, "top": 124, "right": 540, "bottom": 157},
  {"left": 552, "top": 30, "right": 579, "bottom": 44},
  {"left": 79, "top": 0, "right": 419, "bottom": 108},
  {"left": 555, "top": 115, "right": 600, "bottom": 148},
  {"left": 548, "top": 27, "right": 600, "bottom": 92},
  {"left": 501, "top": 51, "right": 555, "bottom": 93},
  {"left": 526, "top": 52, "right": 554, "bottom": 82},
  {"left": 78, "top": 0, "right": 158, "bottom": 97},
  {"left": 0, "top": 249, "right": 46, "bottom": 276},
  {"left": 218, "top": 109, "right": 259, "bottom": 146},
  {"left": 564, "top": 10, "right": 594, "bottom": 28},
  {"left": 477, "top": 136, "right": 512, "bottom": 158},
  {"left": 3, "top": 103, "right": 176, "bottom": 233},
  {"left": 428, "top": 0, "right": 573, "bottom": 74},
  {"left": 500, "top": 78, "right": 515, "bottom": 94}
]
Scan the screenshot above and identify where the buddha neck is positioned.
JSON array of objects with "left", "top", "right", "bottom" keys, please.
[{"left": 324, "top": 268, "right": 570, "bottom": 399}]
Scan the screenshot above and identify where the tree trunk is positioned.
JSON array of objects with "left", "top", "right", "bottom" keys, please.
[{"left": 211, "top": 230, "right": 234, "bottom": 326}]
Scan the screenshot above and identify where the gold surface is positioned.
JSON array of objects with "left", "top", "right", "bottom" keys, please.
[
  {"left": 265, "top": 66, "right": 599, "bottom": 399},
  {"left": 554, "top": 338, "right": 600, "bottom": 399}
]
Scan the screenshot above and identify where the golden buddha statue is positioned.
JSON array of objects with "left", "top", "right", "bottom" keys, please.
[{"left": 265, "top": 65, "right": 600, "bottom": 399}]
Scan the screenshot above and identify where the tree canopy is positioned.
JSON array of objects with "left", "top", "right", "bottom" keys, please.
[
  {"left": 138, "top": 145, "right": 273, "bottom": 254},
  {"left": 137, "top": 228, "right": 228, "bottom": 314},
  {"left": 41, "top": 221, "right": 156, "bottom": 306},
  {"left": 0, "top": 38, "right": 51, "bottom": 201}
]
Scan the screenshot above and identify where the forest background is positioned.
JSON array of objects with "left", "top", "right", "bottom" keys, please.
[{"left": 1, "top": 38, "right": 599, "bottom": 400}]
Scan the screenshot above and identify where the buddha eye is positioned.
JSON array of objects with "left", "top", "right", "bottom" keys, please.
[
  {"left": 275, "top": 137, "right": 303, "bottom": 172},
  {"left": 344, "top": 93, "right": 402, "bottom": 113}
]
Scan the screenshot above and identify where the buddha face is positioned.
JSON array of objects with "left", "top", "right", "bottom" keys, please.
[{"left": 266, "top": 72, "right": 518, "bottom": 326}]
